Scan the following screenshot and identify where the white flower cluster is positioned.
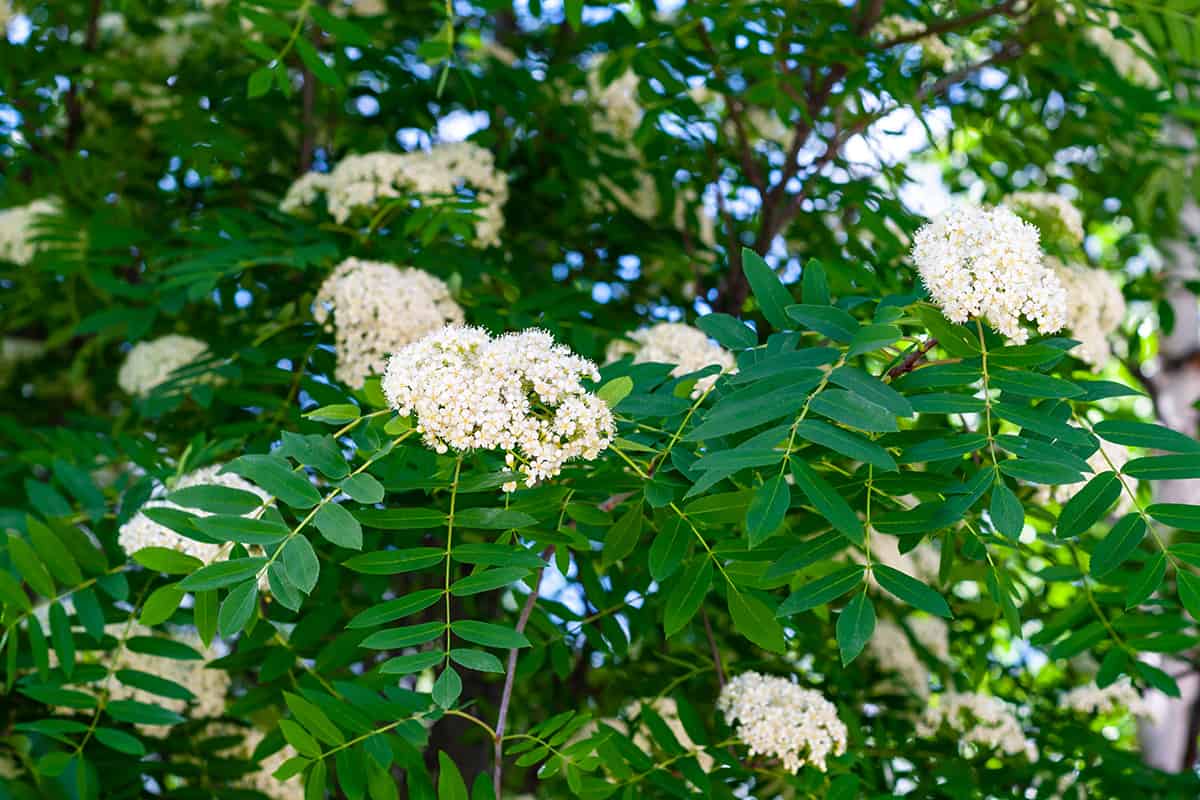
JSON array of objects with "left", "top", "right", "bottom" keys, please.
[
  {"left": 917, "top": 691, "right": 1038, "bottom": 761},
  {"left": 1051, "top": 260, "right": 1126, "bottom": 369},
  {"left": 280, "top": 142, "right": 509, "bottom": 247},
  {"left": 912, "top": 204, "right": 1067, "bottom": 343},
  {"left": 382, "top": 326, "right": 615, "bottom": 489},
  {"left": 118, "top": 464, "right": 269, "bottom": 562},
  {"left": 0, "top": 198, "right": 57, "bottom": 265},
  {"left": 1059, "top": 676, "right": 1150, "bottom": 718},
  {"left": 716, "top": 671, "right": 847, "bottom": 773},
  {"left": 117, "top": 334, "right": 210, "bottom": 397},
  {"left": 1085, "top": 20, "right": 1159, "bottom": 89},
  {"left": 588, "top": 67, "right": 644, "bottom": 140},
  {"left": 606, "top": 323, "right": 735, "bottom": 396},
  {"left": 314, "top": 258, "right": 465, "bottom": 388},
  {"left": 867, "top": 617, "right": 949, "bottom": 698},
  {"left": 877, "top": 15, "right": 954, "bottom": 68},
  {"left": 1005, "top": 192, "right": 1086, "bottom": 246}
]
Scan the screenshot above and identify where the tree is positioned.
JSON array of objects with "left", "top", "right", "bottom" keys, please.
[{"left": 3, "top": 0, "right": 1200, "bottom": 797}]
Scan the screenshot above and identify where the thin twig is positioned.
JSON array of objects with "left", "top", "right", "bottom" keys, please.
[
  {"left": 887, "top": 338, "right": 938, "bottom": 380},
  {"left": 493, "top": 546, "right": 554, "bottom": 797}
]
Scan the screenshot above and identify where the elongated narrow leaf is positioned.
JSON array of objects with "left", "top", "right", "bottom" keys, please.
[
  {"left": 786, "top": 304, "right": 858, "bottom": 342},
  {"left": 1057, "top": 472, "right": 1121, "bottom": 538},
  {"left": 1094, "top": 420, "right": 1200, "bottom": 453},
  {"left": 745, "top": 476, "right": 790, "bottom": 548},
  {"left": 836, "top": 590, "right": 875, "bottom": 665},
  {"left": 728, "top": 590, "right": 785, "bottom": 653},
  {"left": 664, "top": 558, "right": 712, "bottom": 637},
  {"left": 873, "top": 564, "right": 952, "bottom": 618},
  {"left": 790, "top": 459, "right": 863, "bottom": 545},
  {"left": 741, "top": 248, "right": 793, "bottom": 331},
  {"left": 179, "top": 558, "right": 266, "bottom": 591},
  {"left": 777, "top": 565, "right": 865, "bottom": 616}
]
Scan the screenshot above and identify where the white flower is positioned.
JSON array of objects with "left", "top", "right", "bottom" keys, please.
[
  {"left": 117, "top": 334, "right": 210, "bottom": 396},
  {"left": 717, "top": 671, "right": 847, "bottom": 773},
  {"left": 1059, "top": 676, "right": 1151, "bottom": 718},
  {"left": 1005, "top": 192, "right": 1086, "bottom": 246},
  {"left": 382, "top": 326, "right": 614, "bottom": 489},
  {"left": 1085, "top": 19, "right": 1159, "bottom": 89},
  {"left": 280, "top": 142, "right": 509, "bottom": 247},
  {"left": 1050, "top": 260, "right": 1126, "bottom": 369},
  {"left": 867, "top": 617, "right": 948, "bottom": 698},
  {"left": 314, "top": 258, "right": 465, "bottom": 388},
  {"left": 118, "top": 464, "right": 269, "bottom": 563},
  {"left": 0, "top": 198, "right": 58, "bottom": 265},
  {"left": 606, "top": 322, "right": 735, "bottom": 396},
  {"left": 588, "top": 67, "right": 643, "bottom": 140},
  {"left": 877, "top": 15, "right": 955, "bottom": 68},
  {"left": 912, "top": 204, "right": 1067, "bottom": 344},
  {"left": 917, "top": 691, "right": 1037, "bottom": 761}
]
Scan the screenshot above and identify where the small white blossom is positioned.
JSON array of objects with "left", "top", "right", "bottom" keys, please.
[
  {"left": 1051, "top": 260, "right": 1126, "bottom": 369},
  {"left": 280, "top": 142, "right": 509, "bottom": 247},
  {"left": 314, "top": 258, "right": 465, "bottom": 388},
  {"left": 0, "top": 198, "right": 58, "bottom": 265},
  {"left": 1005, "top": 192, "right": 1086, "bottom": 246},
  {"left": 117, "top": 334, "right": 210, "bottom": 397},
  {"left": 717, "top": 671, "right": 847, "bottom": 773},
  {"left": 118, "top": 465, "right": 269, "bottom": 563},
  {"left": 877, "top": 15, "right": 955, "bottom": 68},
  {"left": 917, "top": 691, "right": 1037, "bottom": 761},
  {"left": 867, "top": 617, "right": 949, "bottom": 699},
  {"left": 606, "top": 322, "right": 736, "bottom": 396},
  {"left": 382, "top": 326, "right": 614, "bottom": 489},
  {"left": 1059, "top": 676, "right": 1151, "bottom": 718},
  {"left": 588, "top": 67, "right": 643, "bottom": 140},
  {"left": 912, "top": 204, "right": 1067, "bottom": 344}
]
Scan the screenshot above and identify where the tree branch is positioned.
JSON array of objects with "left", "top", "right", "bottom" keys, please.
[
  {"left": 873, "top": 0, "right": 1023, "bottom": 50},
  {"left": 64, "top": 0, "right": 102, "bottom": 152}
]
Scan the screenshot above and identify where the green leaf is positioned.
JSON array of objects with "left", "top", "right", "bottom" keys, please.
[
  {"left": 285, "top": 691, "right": 345, "bottom": 746},
  {"left": 450, "top": 567, "right": 530, "bottom": 596},
  {"left": 310, "top": 5, "right": 372, "bottom": 45},
  {"left": 380, "top": 651, "right": 445, "bottom": 675},
  {"left": 794, "top": 420, "right": 897, "bottom": 471},
  {"left": 728, "top": 590, "right": 785, "bottom": 653},
  {"left": 347, "top": 589, "right": 443, "bottom": 629},
  {"left": 990, "top": 369, "right": 1082, "bottom": 398},
  {"left": 140, "top": 584, "right": 185, "bottom": 626},
  {"left": 801, "top": 259, "right": 830, "bottom": 304},
  {"left": 848, "top": 323, "right": 902, "bottom": 357},
  {"left": 872, "top": 564, "right": 952, "bottom": 618},
  {"left": 8, "top": 534, "right": 55, "bottom": 600},
  {"left": 836, "top": 590, "right": 875, "bottom": 665},
  {"left": 1127, "top": 553, "right": 1166, "bottom": 608},
  {"left": 597, "top": 376, "right": 634, "bottom": 409},
  {"left": 194, "top": 589, "right": 218, "bottom": 646},
  {"left": 990, "top": 483, "right": 1023, "bottom": 540},
  {"left": 167, "top": 486, "right": 264, "bottom": 515},
  {"left": 295, "top": 38, "right": 342, "bottom": 86},
  {"left": 790, "top": 459, "right": 863, "bottom": 545},
  {"left": 745, "top": 475, "right": 790, "bottom": 547},
  {"left": 1094, "top": 420, "right": 1200, "bottom": 453},
  {"left": 217, "top": 580, "right": 258, "bottom": 637},
  {"left": 1094, "top": 515, "right": 1147, "bottom": 578},
  {"left": 344, "top": 548, "right": 445, "bottom": 574},
  {"left": 106, "top": 699, "right": 185, "bottom": 727},
  {"left": 450, "top": 620, "right": 531, "bottom": 649},
  {"left": 776, "top": 565, "right": 864, "bottom": 616},
  {"left": 193, "top": 515, "right": 290, "bottom": 546},
  {"left": 913, "top": 305, "right": 979, "bottom": 357},
  {"left": 785, "top": 304, "right": 858, "bottom": 342},
  {"left": 455, "top": 508, "right": 537, "bottom": 530},
  {"left": 94, "top": 727, "right": 145, "bottom": 756},
  {"left": 27, "top": 518, "right": 82, "bottom": 586},
  {"left": 353, "top": 507, "right": 448, "bottom": 529},
  {"left": 0, "top": 569, "right": 31, "bottom": 611},
  {"left": 649, "top": 516, "right": 689, "bottom": 581},
  {"left": 314, "top": 502, "right": 363, "bottom": 549},
  {"left": 248, "top": 67, "right": 274, "bottom": 98},
  {"left": 133, "top": 547, "right": 204, "bottom": 574},
  {"left": 279, "top": 719, "right": 321, "bottom": 758},
  {"left": 809, "top": 390, "right": 898, "bottom": 433},
  {"left": 696, "top": 313, "right": 757, "bottom": 349},
  {"left": 339, "top": 473, "right": 385, "bottom": 504},
  {"left": 49, "top": 601, "right": 75, "bottom": 678},
  {"left": 1057, "top": 472, "right": 1121, "bottom": 538},
  {"left": 663, "top": 558, "right": 712, "bottom": 637},
  {"left": 451, "top": 544, "right": 547, "bottom": 569},
  {"left": 1124, "top": 455, "right": 1200, "bottom": 480},
  {"left": 178, "top": 558, "right": 266, "bottom": 591},
  {"left": 602, "top": 501, "right": 644, "bottom": 567},
  {"left": 304, "top": 403, "right": 361, "bottom": 424},
  {"left": 1178, "top": 571, "right": 1200, "bottom": 622},
  {"left": 449, "top": 648, "right": 505, "bottom": 673},
  {"left": 116, "top": 668, "right": 194, "bottom": 701},
  {"left": 741, "top": 248, "right": 794, "bottom": 331},
  {"left": 224, "top": 455, "right": 321, "bottom": 509},
  {"left": 433, "top": 667, "right": 463, "bottom": 708},
  {"left": 1148, "top": 504, "right": 1200, "bottom": 531},
  {"left": 361, "top": 622, "right": 445, "bottom": 650},
  {"left": 829, "top": 366, "right": 913, "bottom": 417},
  {"left": 437, "top": 751, "right": 469, "bottom": 800},
  {"left": 282, "top": 536, "right": 320, "bottom": 594}
]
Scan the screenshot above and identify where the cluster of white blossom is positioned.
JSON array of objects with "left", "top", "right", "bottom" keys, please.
[
  {"left": 867, "top": 617, "right": 949, "bottom": 698},
  {"left": 716, "top": 671, "right": 847, "bottom": 773},
  {"left": 330, "top": 0, "right": 387, "bottom": 15},
  {"left": 117, "top": 334, "right": 210, "bottom": 396},
  {"left": 0, "top": 337, "right": 44, "bottom": 386},
  {"left": 622, "top": 697, "right": 714, "bottom": 772},
  {"left": 280, "top": 142, "right": 509, "bottom": 246},
  {"left": 314, "top": 258, "right": 464, "bottom": 388},
  {"left": 118, "top": 465, "right": 269, "bottom": 562},
  {"left": 912, "top": 204, "right": 1067, "bottom": 343},
  {"left": 1005, "top": 191, "right": 1086, "bottom": 246},
  {"left": 917, "top": 691, "right": 1038, "bottom": 761},
  {"left": 1051, "top": 260, "right": 1126, "bottom": 368},
  {"left": 0, "top": 198, "right": 58, "bottom": 265},
  {"left": 1059, "top": 676, "right": 1151, "bottom": 718},
  {"left": 1084, "top": 18, "right": 1160, "bottom": 89},
  {"left": 606, "top": 322, "right": 736, "bottom": 396},
  {"left": 877, "top": 15, "right": 954, "bottom": 68},
  {"left": 588, "top": 67, "right": 643, "bottom": 140},
  {"left": 382, "top": 326, "right": 614, "bottom": 489}
]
